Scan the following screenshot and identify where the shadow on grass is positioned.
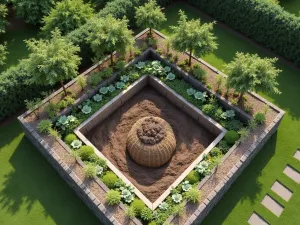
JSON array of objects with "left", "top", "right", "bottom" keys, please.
[
  {"left": 201, "top": 132, "right": 278, "bottom": 225},
  {"left": 0, "top": 121, "right": 100, "bottom": 225}
]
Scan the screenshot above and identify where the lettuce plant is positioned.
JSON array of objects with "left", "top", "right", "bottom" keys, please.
[
  {"left": 108, "top": 84, "right": 115, "bottom": 92},
  {"left": 159, "top": 202, "right": 169, "bottom": 211},
  {"left": 194, "top": 91, "right": 207, "bottom": 102},
  {"left": 120, "top": 75, "right": 129, "bottom": 83},
  {"left": 195, "top": 160, "right": 210, "bottom": 176},
  {"left": 164, "top": 66, "right": 171, "bottom": 73},
  {"left": 172, "top": 193, "right": 182, "bottom": 203},
  {"left": 187, "top": 88, "right": 196, "bottom": 96},
  {"left": 221, "top": 110, "right": 235, "bottom": 120},
  {"left": 71, "top": 140, "right": 82, "bottom": 149},
  {"left": 166, "top": 73, "right": 176, "bottom": 81},
  {"left": 93, "top": 94, "right": 103, "bottom": 102},
  {"left": 181, "top": 181, "right": 192, "bottom": 192},
  {"left": 99, "top": 87, "right": 108, "bottom": 95},
  {"left": 120, "top": 188, "right": 134, "bottom": 203},
  {"left": 116, "top": 82, "right": 125, "bottom": 89},
  {"left": 82, "top": 105, "right": 92, "bottom": 114},
  {"left": 135, "top": 61, "right": 145, "bottom": 69}
]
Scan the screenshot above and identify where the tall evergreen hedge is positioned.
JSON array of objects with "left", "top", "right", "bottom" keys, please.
[{"left": 188, "top": 0, "right": 300, "bottom": 66}]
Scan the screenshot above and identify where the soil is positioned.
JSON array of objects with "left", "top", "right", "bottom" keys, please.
[{"left": 86, "top": 87, "right": 215, "bottom": 202}]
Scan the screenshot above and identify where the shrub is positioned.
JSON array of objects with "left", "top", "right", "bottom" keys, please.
[
  {"left": 64, "top": 134, "right": 77, "bottom": 145},
  {"left": 222, "top": 119, "right": 243, "bottom": 132},
  {"left": 78, "top": 145, "right": 94, "bottom": 161},
  {"left": 224, "top": 130, "right": 239, "bottom": 145},
  {"left": 202, "top": 104, "right": 217, "bottom": 117},
  {"left": 106, "top": 190, "right": 121, "bottom": 205},
  {"left": 186, "top": 170, "right": 200, "bottom": 184},
  {"left": 130, "top": 199, "right": 145, "bottom": 215},
  {"left": 88, "top": 71, "right": 103, "bottom": 87},
  {"left": 37, "top": 120, "right": 52, "bottom": 134},
  {"left": 84, "top": 164, "right": 97, "bottom": 178},
  {"left": 172, "top": 203, "right": 185, "bottom": 217},
  {"left": 102, "top": 172, "right": 118, "bottom": 189},
  {"left": 254, "top": 112, "right": 266, "bottom": 124},
  {"left": 125, "top": 206, "right": 136, "bottom": 219},
  {"left": 193, "top": 66, "right": 207, "bottom": 81},
  {"left": 148, "top": 222, "right": 157, "bottom": 225},
  {"left": 218, "top": 140, "right": 230, "bottom": 154},
  {"left": 141, "top": 207, "right": 153, "bottom": 221},
  {"left": 185, "top": 188, "right": 201, "bottom": 203},
  {"left": 210, "top": 147, "right": 222, "bottom": 157},
  {"left": 44, "top": 102, "right": 59, "bottom": 119}
]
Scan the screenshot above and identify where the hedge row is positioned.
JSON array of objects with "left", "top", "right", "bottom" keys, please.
[
  {"left": 0, "top": 0, "right": 171, "bottom": 120},
  {"left": 188, "top": 0, "right": 300, "bottom": 66}
]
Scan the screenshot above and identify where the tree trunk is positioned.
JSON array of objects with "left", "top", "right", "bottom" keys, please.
[
  {"left": 149, "top": 27, "right": 152, "bottom": 36},
  {"left": 60, "top": 80, "right": 67, "bottom": 96},
  {"left": 238, "top": 92, "right": 244, "bottom": 103},
  {"left": 188, "top": 50, "right": 192, "bottom": 67},
  {"left": 110, "top": 53, "right": 114, "bottom": 66}
]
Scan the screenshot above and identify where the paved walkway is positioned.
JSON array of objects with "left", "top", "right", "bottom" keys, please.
[{"left": 248, "top": 149, "right": 300, "bottom": 224}]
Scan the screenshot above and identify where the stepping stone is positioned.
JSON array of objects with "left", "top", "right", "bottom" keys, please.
[
  {"left": 248, "top": 212, "right": 269, "bottom": 225},
  {"left": 294, "top": 150, "right": 300, "bottom": 161},
  {"left": 271, "top": 181, "right": 293, "bottom": 201},
  {"left": 283, "top": 165, "right": 300, "bottom": 183},
  {"left": 261, "top": 195, "right": 284, "bottom": 217}
]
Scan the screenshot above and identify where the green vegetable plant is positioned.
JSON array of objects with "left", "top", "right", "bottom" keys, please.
[
  {"left": 37, "top": 120, "right": 52, "bottom": 134},
  {"left": 106, "top": 190, "right": 121, "bottom": 205}
]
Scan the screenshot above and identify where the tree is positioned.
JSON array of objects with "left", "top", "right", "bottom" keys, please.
[
  {"left": 0, "top": 4, "right": 7, "bottom": 34},
  {"left": 170, "top": 10, "right": 218, "bottom": 66},
  {"left": 11, "top": 0, "right": 55, "bottom": 25},
  {"left": 86, "top": 15, "right": 134, "bottom": 65},
  {"left": 42, "top": 0, "right": 94, "bottom": 36},
  {"left": 135, "top": 0, "right": 166, "bottom": 35},
  {"left": 0, "top": 43, "right": 7, "bottom": 66},
  {"left": 226, "top": 52, "right": 281, "bottom": 102},
  {"left": 24, "top": 29, "right": 81, "bottom": 96}
]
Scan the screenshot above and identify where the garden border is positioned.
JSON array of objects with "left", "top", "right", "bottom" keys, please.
[{"left": 17, "top": 29, "right": 285, "bottom": 225}]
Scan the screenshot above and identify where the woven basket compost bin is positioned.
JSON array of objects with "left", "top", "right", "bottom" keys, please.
[{"left": 127, "top": 116, "right": 176, "bottom": 167}]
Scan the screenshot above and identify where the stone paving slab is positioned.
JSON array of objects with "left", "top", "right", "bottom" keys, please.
[
  {"left": 248, "top": 212, "right": 269, "bottom": 225},
  {"left": 284, "top": 165, "right": 300, "bottom": 184},
  {"left": 294, "top": 150, "right": 300, "bottom": 161},
  {"left": 261, "top": 195, "right": 284, "bottom": 217},
  {"left": 271, "top": 181, "right": 293, "bottom": 201}
]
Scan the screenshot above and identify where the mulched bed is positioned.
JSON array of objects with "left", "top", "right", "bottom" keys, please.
[{"left": 86, "top": 87, "right": 215, "bottom": 202}]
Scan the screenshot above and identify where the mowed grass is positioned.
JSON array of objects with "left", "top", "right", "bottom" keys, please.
[
  {"left": 0, "top": 22, "right": 38, "bottom": 73},
  {"left": 0, "top": 120, "right": 99, "bottom": 225},
  {"left": 279, "top": 0, "right": 300, "bottom": 16},
  {"left": 161, "top": 3, "right": 300, "bottom": 225}
]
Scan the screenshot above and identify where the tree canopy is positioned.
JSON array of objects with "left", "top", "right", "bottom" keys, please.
[
  {"left": 170, "top": 10, "right": 217, "bottom": 66},
  {"left": 135, "top": 0, "right": 166, "bottom": 35},
  {"left": 86, "top": 15, "right": 134, "bottom": 65},
  {"left": 226, "top": 52, "right": 281, "bottom": 101},
  {"left": 24, "top": 29, "right": 81, "bottom": 95},
  {"left": 11, "top": 0, "right": 56, "bottom": 25},
  {"left": 0, "top": 43, "right": 7, "bottom": 66},
  {"left": 42, "top": 0, "right": 94, "bottom": 36},
  {"left": 0, "top": 4, "right": 7, "bottom": 34}
]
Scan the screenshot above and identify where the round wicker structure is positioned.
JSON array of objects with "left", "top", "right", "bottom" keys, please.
[{"left": 127, "top": 116, "right": 176, "bottom": 168}]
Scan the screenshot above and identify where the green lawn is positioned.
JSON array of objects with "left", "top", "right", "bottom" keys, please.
[
  {"left": 280, "top": 0, "right": 300, "bottom": 16},
  {"left": 161, "top": 3, "right": 300, "bottom": 225},
  {"left": 1, "top": 2, "right": 300, "bottom": 225},
  {"left": 0, "top": 20, "right": 38, "bottom": 73}
]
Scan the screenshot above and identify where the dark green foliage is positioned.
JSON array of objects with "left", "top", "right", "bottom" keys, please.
[
  {"left": 254, "top": 112, "right": 266, "bottom": 124},
  {"left": 78, "top": 145, "right": 94, "bottom": 161},
  {"left": 141, "top": 207, "right": 153, "bottom": 221},
  {"left": 224, "top": 130, "right": 239, "bottom": 145},
  {"left": 37, "top": 120, "right": 52, "bottom": 134},
  {"left": 218, "top": 140, "right": 230, "bottom": 154},
  {"left": 193, "top": 65, "right": 207, "bottom": 81},
  {"left": 102, "top": 171, "right": 118, "bottom": 189},
  {"left": 210, "top": 147, "right": 222, "bottom": 157},
  {"left": 0, "top": 61, "right": 50, "bottom": 121},
  {"left": 11, "top": 0, "right": 56, "bottom": 25},
  {"left": 221, "top": 119, "right": 243, "bottom": 131},
  {"left": 130, "top": 199, "right": 146, "bottom": 215},
  {"left": 188, "top": 0, "right": 300, "bottom": 66},
  {"left": 64, "top": 134, "right": 77, "bottom": 145},
  {"left": 186, "top": 170, "right": 200, "bottom": 184}
]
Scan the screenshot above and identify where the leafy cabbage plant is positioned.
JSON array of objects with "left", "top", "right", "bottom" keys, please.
[
  {"left": 71, "top": 140, "right": 82, "bottom": 149},
  {"left": 120, "top": 75, "right": 129, "bottom": 83},
  {"left": 172, "top": 193, "right": 182, "bottom": 203},
  {"left": 187, "top": 88, "right": 196, "bottom": 96},
  {"left": 82, "top": 105, "right": 92, "bottom": 114},
  {"left": 221, "top": 110, "right": 235, "bottom": 120},
  {"left": 194, "top": 91, "right": 207, "bottom": 102},
  {"left": 116, "top": 82, "right": 125, "bottom": 89},
  {"left": 99, "top": 87, "right": 108, "bottom": 95},
  {"left": 93, "top": 94, "right": 102, "bottom": 102},
  {"left": 181, "top": 181, "right": 192, "bottom": 192},
  {"left": 166, "top": 73, "right": 176, "bottom": 81}
]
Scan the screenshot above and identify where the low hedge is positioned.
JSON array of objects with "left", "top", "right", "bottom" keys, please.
[{"left": 188, "top": 0, "right": 300, "bottom": 66}]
